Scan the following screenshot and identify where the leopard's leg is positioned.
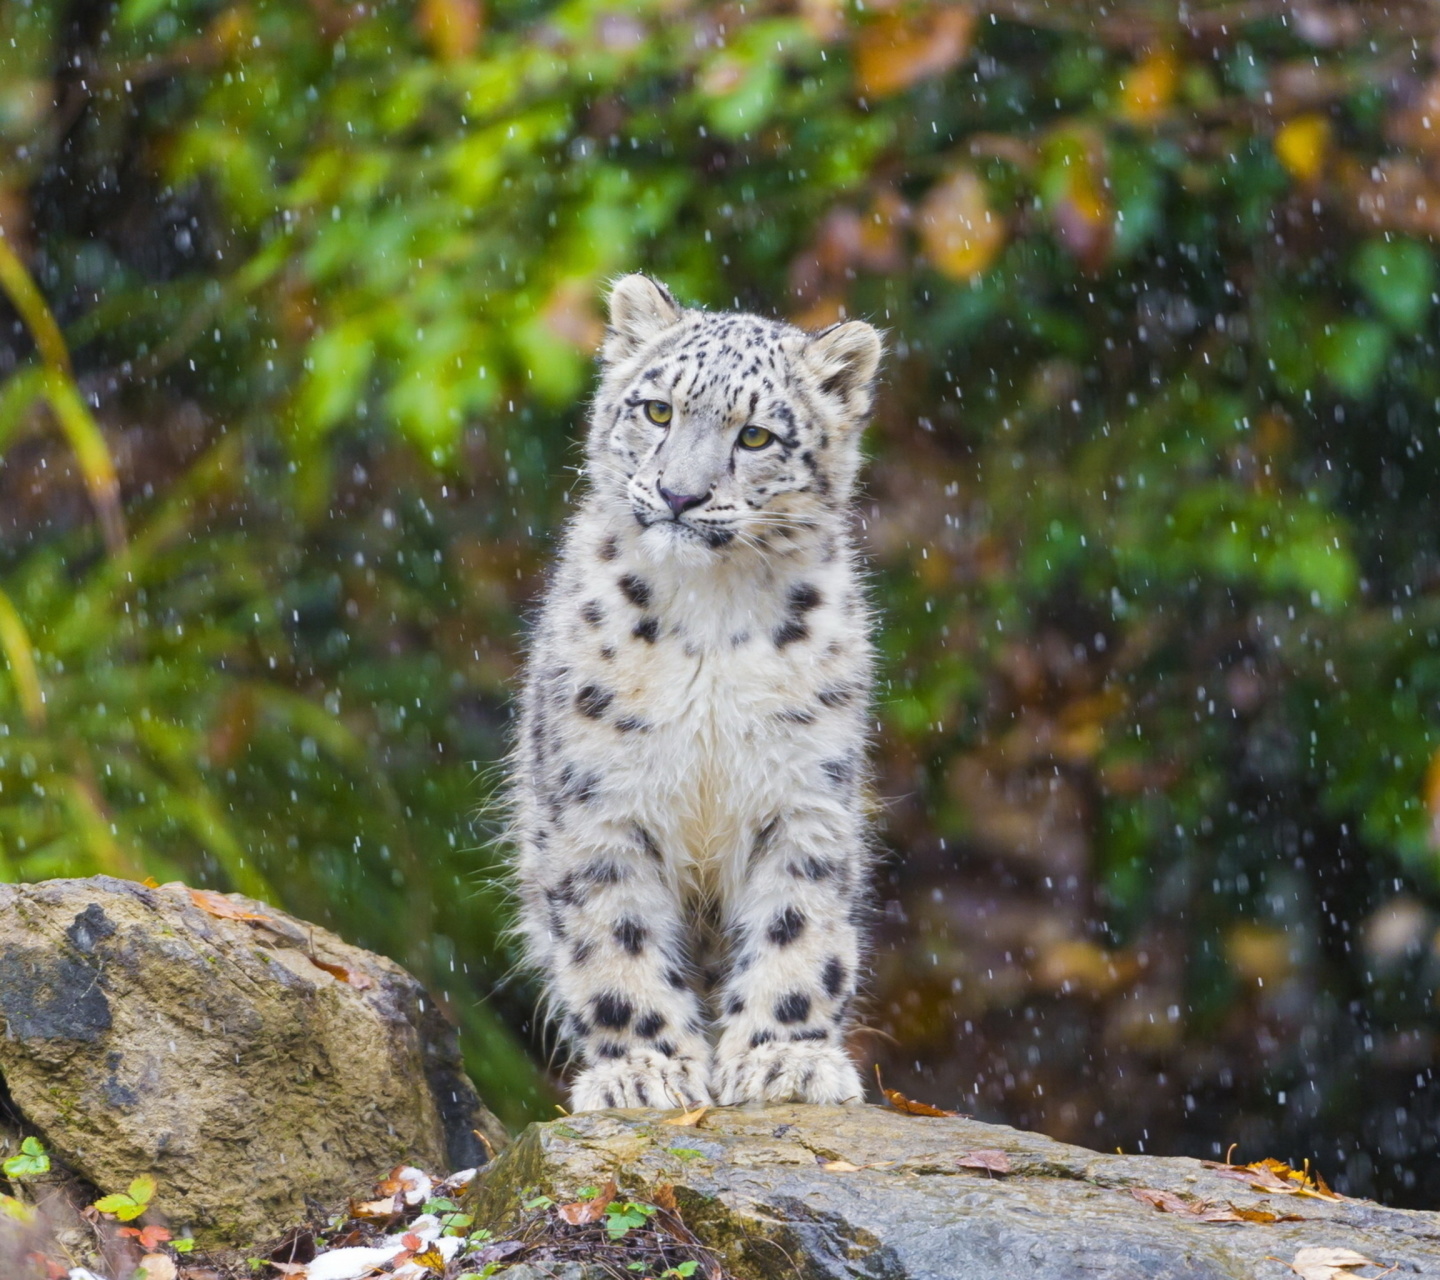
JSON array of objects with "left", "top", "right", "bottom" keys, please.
[
  {"left": 517, "top": 820, "right": 712, "bottom": 1111},
  {"left": 711, "top": 806, "right": 869, "bottom": 1106}
]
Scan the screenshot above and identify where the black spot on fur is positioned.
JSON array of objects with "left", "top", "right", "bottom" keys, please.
[
  {"left": 665, "top": 968, "right": 688, "bottom": 989},
  {"left": 581, "top": 859, "right": 626, "bottom": 885},
  {"left": 600, "top": 645, "right": 617, "bottom": 660},
  {"left": 633, "top": 616, "right": 660, "bottom": 643},
  {"left": 774, "top": 992, "right": 811, "bottom": 1025},
  {"left": 792, "top": 1028, "right": 829, "bottom": 1042},
  {"left": 557, "top": 763, "right": 601, "bottom": 806},
  {"left": 615, "top": 715, "right": 649, "bottom": 732},
  {"left": 576, "top": 685, "right": 614, "bottom": 718},
  {"left": 655, "top": 1040, "right": 676, "bottom": 1057},
  {"left": 750, "top": 1029, "right": 775, "bottom": 1048},
  {"left": 818, "top": 686, "right": 854, "bottom": 709},
  {"left": 764, "top": 1061, "right": 785, "bottom": 1086},
  {"left": 598, "top": 535, "right": 619, "bottom": 561},
  {"left": 635, "top": 827, "right": 663, "bottom": 861},
  {"left": 776, "top": 708, "right": 815, "bottom": 725},
  {"left": 597, "top": 1040, "right": 626, "bottom": 1059},
  {"left": 788, "top": 855, "right": 838, "bottom": 881},
  {"left": 821, "top": 758, "right": 853, "bottom": 787},
  {"left": 635, "top": 1011, "right": 666, "bottom": 1038},
  {"left": 773, "top": 618, "right": 809, "bottom": 648},
  {"left": 580, "top": 600, "right": 605, "bottom": 627},
  {"left": 593, "top": 992, "right": 633, "bottom": 1029},
  {"left": 726, "top": 996, "right": 745, "bottom": 1016},
  {"left": 618, "top": 574, "right": 652, "bottom": 608},
  {"left": 571, "top": 940, "right": 595, "bottom": 965},
  {"left": 768, "top": 907, "right": 805, "bottom": 947},
  {"left": 788, "top": 582, "right": 822, "bottom": 614},
  {"left": 753, "top": 817, "right": 780, "bottom": 855},
  {"left": 603, "top": 1089, "right": 617, "bottom": 1107},
  {"left": 614, "top": 919, "right": 648, "bottom": 955},
  {"left": 822, "top": 956, "right": 846, "bottom": 998}
]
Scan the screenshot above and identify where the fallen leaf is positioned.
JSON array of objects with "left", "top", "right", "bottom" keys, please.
[
  {"left": 136, "top": 1255, "right": 177, "bottom": 1280},
  {"left": 557, "top": 1178, "right": 618, "bottom": 1226},
  {"left": 818, "top": 1159, "right": 894, "bottom": 1172},
  {"left": 188, "top": 888, "right": 268, "bottom": 923},
  {"left": 1279, "top": 1246, "right": 1385, "bottom": 1280},
  {"left": 1131, "top": 1186, "right": 1302, "bottom": 1225},
  {"left": 652, "top": 1183, "right": 679, "bottom": 1213},
  {"left": 957, "top": 1149, "right": 1012, "bottom": 1175},
  {"left": 349, "top": 1194, "right": 403, "bottom": 1219},
  {"left": 876, "top": 1066, "right": 959, "bottom": 1116},
  {"left": 308, "top": 957, "right": 374, "bottom": 989},
  {"left": 119, "top": 1223, "right": 172, "bottom": 1250},
  {"left": 409, "top": 1245, "right": 446, "bottom": 1273},
  {"left": 663, "top": 1106, "right": 710, "bottom": 1127},
  {"left": 1203, "top": 1157, "right": 1343, "bottom": 1201}
]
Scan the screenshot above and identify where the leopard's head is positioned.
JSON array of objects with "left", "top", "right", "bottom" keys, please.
[{"left": 587, "top": 275, "right": 882, "bottom": 558}]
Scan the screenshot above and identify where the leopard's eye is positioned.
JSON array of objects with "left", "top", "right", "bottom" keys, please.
[
  {"left": 737, "top": 424, "right": 774, "bottom": 450},
  {"left": 644, "top": 400, "right": 672, "bottom": 425}
]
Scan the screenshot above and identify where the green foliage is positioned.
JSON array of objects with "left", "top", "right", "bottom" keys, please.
[
  {"left": 604, "top": 1200, "right": 657, "bottom": 1242},
  {"left": 93, "top": 1173, "right": 157, "bottom": 1221},
  {"left": 1, "top": 1136, "right": 49, "bottom": 1180}
]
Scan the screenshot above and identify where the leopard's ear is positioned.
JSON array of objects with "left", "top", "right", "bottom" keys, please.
[
  {"left": 804, "top": 320, "right": 884, "bottom": 422},
  {"left": 603, "top": 274, "right": 685, "bottom": 364}
]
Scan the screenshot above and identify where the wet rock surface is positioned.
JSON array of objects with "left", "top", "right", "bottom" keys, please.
[
  {"left": 0, "top": 875, "right": 505, "bottom": 1245},
  {"left": 470, "top": 1104, "right": 1440, "bottom": 1280}
]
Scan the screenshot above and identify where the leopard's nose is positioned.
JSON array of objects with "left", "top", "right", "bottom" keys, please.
[{"left": 658, "top": 484, "right": 709, "bottom": 516}]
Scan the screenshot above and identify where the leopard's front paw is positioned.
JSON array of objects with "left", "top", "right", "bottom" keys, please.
[
  {"left": 569, "top": 1048, "right": 713, "bottom": 1112},
  {"left": 712, "top": 1037, "right": 864, "bottom": 1106}
]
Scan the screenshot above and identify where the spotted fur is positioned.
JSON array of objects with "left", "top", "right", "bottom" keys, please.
[{"left": 511, "top": 275, "right": 882, "bottom": 1110}]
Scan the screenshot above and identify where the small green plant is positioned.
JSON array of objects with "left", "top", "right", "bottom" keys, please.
[
  {"left": 604, "top": 1200, "right": 657, "bottom": 1241},
  {"left": 522, "top": 1193, "right": 554, "bottom": 1211},
  {"left": 172, "top": 1238, "right": 196, "bottom": 1254},
  {"left": 421, "top": 1195, "right": 473, "bottom": 1235},
  {"left": 626, "top": 1262, "right": 698, "bottom": 1279},
  {"left": 667, "top": 1148, "right": 704, "bottom": 1162},
  {"left": 2, "top": 1136, "right": 50, "bottom": 1179},
  {"left": 93, "top": 1173, "right": 157, "bottom": 1222}
]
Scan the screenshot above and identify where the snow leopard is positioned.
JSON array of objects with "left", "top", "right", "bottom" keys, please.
[{"left": 511, "top": 274, "right": 883, "bottom": 1111}]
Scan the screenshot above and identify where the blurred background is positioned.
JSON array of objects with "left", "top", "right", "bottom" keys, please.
[{"left": 2, "top": 0, "right": 1439, "bottom": 1206}]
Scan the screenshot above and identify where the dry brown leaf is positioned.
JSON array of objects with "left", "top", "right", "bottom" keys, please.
[
  {"left": 188, "top": 887, "right": 268, "bottom": 922},
  {"left": 1278, "top": 1246, "right": 1386, "bottom": 1280},
  {"left": 875, "top": 1067, "right": 960, "bottom": 1117},
  {"left": 350, "top": 1193, "right": 402, "bottom": 1219},
  {"left": 663, "top": 1106, "right": 709, "bottom": 1127},
  {"left": 652, "top": 1183, "right": 679, "bottom": 1213},
  {"left": 308, "top": 957, "right": 375, "bottom": 989},
  {"left": 137, "top": 1255, "right": 177, "bottom": 1280},
  {"left": 557, "top": 1178, "right": 618, "bottom": 1226},
  {"left": 957, "top": 1149, "right": 1012, "bottom": 1175},
  {"left": 1204, "top": 1157, "right": 1343, "bottom": 1202}
]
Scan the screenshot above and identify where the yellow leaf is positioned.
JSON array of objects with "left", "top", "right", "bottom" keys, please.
[
  {"left": 1120, "top": 50, "right": 1177, "bottom": 124},
  {"left": 918, "top": 169, "right": 1006, "bottom": 281},
  {"left": 663, "top": 1105, "right": 709, "bottom": 1127},
  {"left": 1275, "top": 114, "right": 1330, "bottom": 184},
  {"left": 855, "top": 9, "right": 975, "bottom": 99}
]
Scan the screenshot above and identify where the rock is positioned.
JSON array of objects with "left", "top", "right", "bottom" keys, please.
[
  {"left": 0, "top": 876, "right": 506, "bottom": 1245},
  {"left": 470, "top": 1105, "right": 1440, "bottom": 1280}
]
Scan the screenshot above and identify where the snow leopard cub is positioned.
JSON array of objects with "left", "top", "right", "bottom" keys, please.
[{"left": 512, "top": 275, "right": 882, "bottom": 1111}]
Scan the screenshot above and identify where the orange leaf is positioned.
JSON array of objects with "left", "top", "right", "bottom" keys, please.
[
  {"left": 187, "top": 888, "right": 268, "bottom": 923},
  {"left": 918, "top": 168, "right": 1006, "bottom": 281},
  {"left": 1120, "top": 50, "right": 1177, "bottom": 124},
  {"left": 876, "top": 1067, "right": 959, "bottom": 1116},
  {"left": 309, "top": 957, "right": 375, "bottom": 989},
  {"left": 855, "top": 9, "right": 975, "bottom": 99},
  {"left": 957, "top": 1149, "right": 1012, "bottom": 1175},
  {"left": 663, "top": 1106, "right": 709, "bottom": 1127},
  {"left": 557, "top": 1178, "right": 617, "bottom": 1226},
  {"left": 652, "top": 1183, "right": 679, "bottom": 1213}
]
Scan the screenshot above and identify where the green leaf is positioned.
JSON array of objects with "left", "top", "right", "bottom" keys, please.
[
  {"left": 173, "top": 1239, "right": 196, "bottom": 1253},
  {"left": 667, "top": 1148, "right": 704, "bottom": 1161},
  {"left": 1353, "top": 237, "right": 1435, "bottom": 332},
  {"left": 3, "top": 1137, "right": 50, "bottom": 1180},
  {"left": 1320, "top": 317, "right": 1390, "bottom": 397}
]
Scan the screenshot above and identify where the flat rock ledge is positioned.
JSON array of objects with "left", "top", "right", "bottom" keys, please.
[
  {"left": 470, "top": 1104, "right": 1440, "bottom": 1280},
  {"left": 0, "top": 876, "right": 505, "bottom": 1245}
]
